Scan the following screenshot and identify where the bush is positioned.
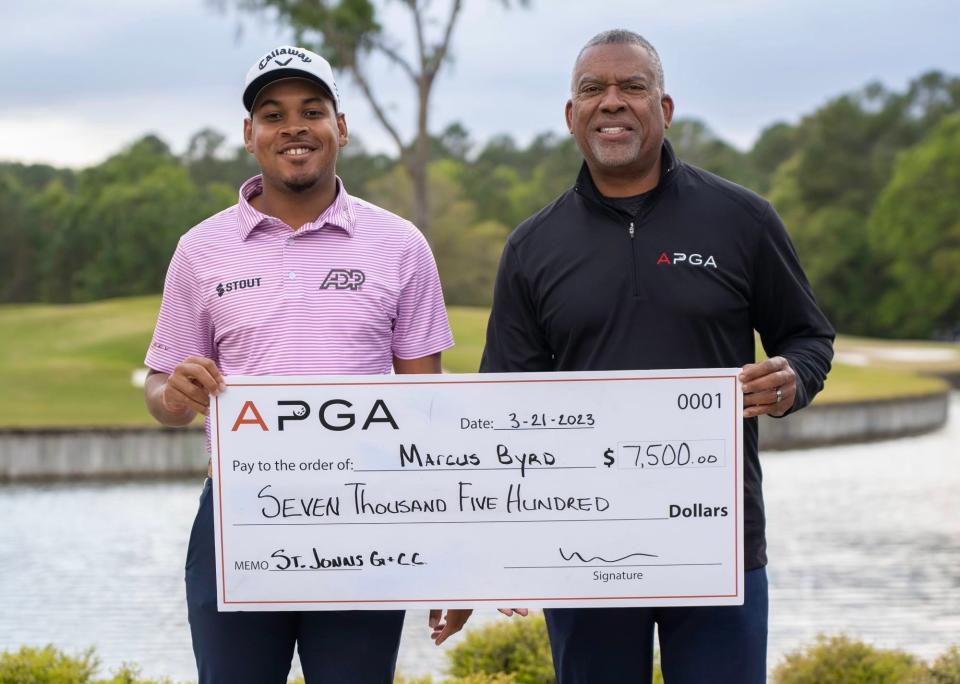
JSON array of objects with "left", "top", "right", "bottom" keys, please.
[
  {"left": 930, "top": 646, "right": 960, "bottom": 683},
  {"left": 905, "top": 646, "right": 960, "bottom": 684},
  {"left": 0, "top": 645, "right": 97, "bottom": 684},
  {"left": 18, "top": 635, "right": 958, "bottom": 684},
  {"left": 98, "top": 667, "right": 171, "bottom": 684},
  {"left": 0, "top": 646, "right": 170, "bottom": 684},
  {"left": 446, "top": 616, "right": 554, "bottom": 684},
  {"left": 772, "top": 635, "right": 926, "bottom": 684}
]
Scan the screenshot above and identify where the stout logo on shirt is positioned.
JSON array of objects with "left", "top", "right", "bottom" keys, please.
[
  {"left": 656, "top": 252, "right": 718, "bottom": 269},
  {"left": 320, "top": 269, "right": 365, "bottom": 291},
  {"left": 216, "top": 277, "right": 263, "bottom": 297}
]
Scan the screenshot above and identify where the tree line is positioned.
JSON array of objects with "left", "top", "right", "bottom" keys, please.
[{"left": 1, "top": 70, "right": 958, "bottom": 338}]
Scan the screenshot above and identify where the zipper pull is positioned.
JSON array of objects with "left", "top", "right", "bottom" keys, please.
[{"left": 628, "top": 221, "right": 635, "bottom": 239}]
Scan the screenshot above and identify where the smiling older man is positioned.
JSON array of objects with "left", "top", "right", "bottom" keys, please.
[{"left": 481, "top": 30, "right": 834, "bottom": 684}]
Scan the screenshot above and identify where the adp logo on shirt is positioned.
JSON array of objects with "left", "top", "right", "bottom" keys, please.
[{"left": 320, "top": 269, "right": 365, "bottom": 291}]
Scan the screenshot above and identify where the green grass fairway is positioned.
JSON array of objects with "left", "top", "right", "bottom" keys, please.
[
  {"left": 444, "top": 306, "right": 490, "bottom": 373},
  {"left": 816, "top": 362, "right": 947, "bottom": 404},
  {"left": 0, "top": 296, "right": 165, "bottom": 427},
  {"left": 0, "top": 297, "right": 951, "bottom": 427},
  {"left": 835, "top": 336, "right": 960, "bottom": 374}
]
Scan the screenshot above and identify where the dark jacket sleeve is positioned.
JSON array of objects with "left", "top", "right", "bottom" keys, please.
[
  {"left": 479, "top": 239, "right": 554, "bottom": 373},
  {"left": 751, "top": 203, "right": 835, "bottom": 414}
]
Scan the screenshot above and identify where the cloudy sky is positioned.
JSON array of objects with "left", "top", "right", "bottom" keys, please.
[{"left": 1, "top": 0, "right": 957, "bottom": 168}]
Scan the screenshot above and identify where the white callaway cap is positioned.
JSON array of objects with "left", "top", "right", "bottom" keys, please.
[{"left": 243, "top": 46, "right": 341, "bottom": 112}]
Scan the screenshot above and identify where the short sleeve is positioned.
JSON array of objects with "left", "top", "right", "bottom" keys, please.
[
  {"left": 144, "top": 239, "right": 215, "bottom": 373},
  {"left": 391, "top": 228, "right": 454, "bottom": 359}
]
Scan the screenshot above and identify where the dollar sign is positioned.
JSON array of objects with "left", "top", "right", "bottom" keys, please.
[{"left": 603, "top": 448, "right": 614, "bottom": 467}]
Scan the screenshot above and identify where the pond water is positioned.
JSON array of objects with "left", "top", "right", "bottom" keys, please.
[{"left": 1, "top": 396, "right": 958, "bottom": 680}]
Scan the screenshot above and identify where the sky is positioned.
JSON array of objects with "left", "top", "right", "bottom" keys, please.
[{"left": 1, "top": 0, "right": 958, "bottom": 168}]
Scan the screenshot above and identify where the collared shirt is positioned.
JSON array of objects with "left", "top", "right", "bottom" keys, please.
[{"left": 146, "top": 175, "right": 454, "bottom": 444}]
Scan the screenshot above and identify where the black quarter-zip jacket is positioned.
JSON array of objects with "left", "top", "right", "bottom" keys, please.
[{"left": 480, "top": 140, "right": 835, "bottom": 570}]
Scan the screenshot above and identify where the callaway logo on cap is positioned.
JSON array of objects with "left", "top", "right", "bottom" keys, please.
[{"left": 243, "top": 46, "right": 341, "bottom": 112}]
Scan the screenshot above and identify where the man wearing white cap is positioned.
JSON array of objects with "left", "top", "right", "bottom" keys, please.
[{"left": 143, "top": 46, "right": 468, "bottom": 682}]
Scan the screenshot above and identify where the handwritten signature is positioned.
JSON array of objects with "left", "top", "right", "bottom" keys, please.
[{"left": 558, "top": 547, "right": 659, "bottom": 564}]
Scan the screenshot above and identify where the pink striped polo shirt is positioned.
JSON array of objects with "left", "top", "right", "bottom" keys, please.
[{"left": 146, "top": 175, "right": 454, "bottom": 440}]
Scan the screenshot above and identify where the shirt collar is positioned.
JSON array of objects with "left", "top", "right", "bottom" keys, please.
[
  {"left": 575, "top": 138, "right": 680, "bottom": 203},
  {"left": 236, "top": 175, "right": 357, "bottom": 241}
]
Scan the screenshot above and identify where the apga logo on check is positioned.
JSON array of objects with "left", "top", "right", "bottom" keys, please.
[
  {"left": 230, "top": 396, "right": 398, "bottom": 432},
  {"left": 212, "top": 368, "right": 743, "bottom": 611}
]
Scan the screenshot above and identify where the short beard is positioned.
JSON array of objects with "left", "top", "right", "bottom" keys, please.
[
  {"left": 586, "top": 140, "right": 643, "bottom": 169},
  {"left": 282, "top": 176, "right": 319, "bottom": 193}
]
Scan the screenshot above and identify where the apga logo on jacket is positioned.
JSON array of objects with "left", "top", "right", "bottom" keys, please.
[{"left": 656, "top": 252, "right": 718, "bottom": 268}]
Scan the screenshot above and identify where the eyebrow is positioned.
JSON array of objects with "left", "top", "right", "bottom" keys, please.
[
  {"left": 577, "top": 74, "right": 649, "bottom": 86},
  {"left": 301, "top": 97, "right": 330, "bottom": 107},
  {"left": 255, "top": 96, "right": 332, "bottom": 112}
]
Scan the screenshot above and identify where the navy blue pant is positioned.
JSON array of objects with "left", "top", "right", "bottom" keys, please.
[
  {"left": 545, "top": 568, "right": 768, "bottom": 684},
  {"left": 185, "top": 479, "right": 405, "bottom": 683}
]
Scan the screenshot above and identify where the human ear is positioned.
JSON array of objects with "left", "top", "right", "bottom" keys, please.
[
  {"left": 661, "top": 94, "right": 675, "bottom": 129},
  {"left": 243, "top": 118, "right": 254, "bottom": 153},
  {"left": 337, "top": 112, "right": 349, "bottom": 148}
]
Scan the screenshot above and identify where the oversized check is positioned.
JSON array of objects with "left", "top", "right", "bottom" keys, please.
[{"left": 212, "top": 369, "right": 744, "bottom": 611}]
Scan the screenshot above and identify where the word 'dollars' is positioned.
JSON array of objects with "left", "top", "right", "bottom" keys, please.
[{"left": 230, "top": 399, "right": 399, "bottom": 432}]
